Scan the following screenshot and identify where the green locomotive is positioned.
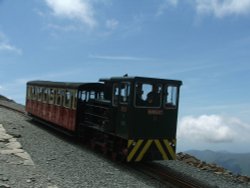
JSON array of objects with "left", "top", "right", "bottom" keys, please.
[{"left": 26, "top": 76, "right": 182, "bottom": 162}]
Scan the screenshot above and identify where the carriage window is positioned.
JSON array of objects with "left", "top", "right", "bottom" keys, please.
[
  {"left": 135, "top": 83, "right": 161, "bottom": 107},
  {"left": 38, "top": 87, "right": 43, "bottom": 101},
  {"left": 89, "top": 91, "right": 95, "bottom": 100},
  {"left": 49, "top": 88, "right": 55, "bottom": 104},
  {"left": 56, "top": 89, "right": 63, "bottom": 106},
  {"left": 32, "top": 87, "right": 37, "bottom": 100},
  {"left": 113, "top": 84, "right": 119, "bottom": 106},
  {"left": 64, "top": 90, "right": 71, "bottom": 108},
  {"left": 72, "top": 90, "right": 77, "bottom": 109},
  {"left": 99, "top": 91, "right": 104, "bottom": 100},
  {"left": 164, "top": 85, "right": 177, "bottom": 108},
  {"left": 31, "top": 87, "right": 38, "bottom": 100},
  {"left": 79, "top": 90, "right": 86, "bottom": 101},
  {"left": 27, "top": 86, "right": 32, "bottom": 99},
  {"left": 120, "top": 82, "right": 130, "bottom": 104},
  {"left": 43, "top": 88, "right": 49, "bottom": 103}
]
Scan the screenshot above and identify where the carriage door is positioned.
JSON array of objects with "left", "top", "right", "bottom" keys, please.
[{"left": 115, "top": 82, "right": 131, "bottom": 137}]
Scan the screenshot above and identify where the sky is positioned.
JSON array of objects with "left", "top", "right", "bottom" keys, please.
[{"left": 0, "top": 0, "right": 250, "bottom": 153}]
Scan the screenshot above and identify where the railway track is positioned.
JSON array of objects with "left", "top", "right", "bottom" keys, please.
[
  {"left": 132, "top": 162, "right": 216, "bottom": 188},
  {"left": 0, "top": 100, "right": 213, "bottom": 188}
]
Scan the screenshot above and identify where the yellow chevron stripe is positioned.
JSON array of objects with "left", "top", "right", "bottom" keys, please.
[
  {"left": 163, "top": 139, "right": 175, "bottom": 159},
  {"left": 154, "top": 140, "right": 168, "bottom": 160},
  {"left": 128, "top": 140, "right": 134, "bottom": 148},
  {"left": 135, "top": 139, "right": 153, "bottom": 162},
  {"left": 127, "top": 139, "right": 143, "bottom": 162}
]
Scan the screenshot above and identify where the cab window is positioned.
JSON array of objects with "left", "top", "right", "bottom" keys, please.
[
  {"left": 113, "top": 83, "right": 119, "bottom": 106},
  {"left": 164, "top": 85, "right": 178, "bottom": 108},
  {"left": 135, "top": 83, "right": 162, "bottom": 107},
  {"left": 120, "top": 82, "right": 130, "bottom": 104}
]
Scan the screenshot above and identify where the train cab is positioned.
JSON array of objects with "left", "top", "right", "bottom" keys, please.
[{"left": 99, "top": 76, "right": 182, "bottom": 161}]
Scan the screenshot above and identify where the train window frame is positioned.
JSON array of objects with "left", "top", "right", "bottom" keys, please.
[
  {"left": 55, "top": 89, "right": 63, "bottom": 106},
  {"left": 72, "top": 90, "right": 77, "bottom": 109},
  {"left": 27, "top": 86, "right": 32, "bottom": 99},
  {"left": 34, "top": 87, "right": 39, "bottom": 101},
  {"left": 89, "top": 91, "right": 96, "bottom": 100},
  {"left": 164, "top": 85, "right": 178, "bottom": 109},
  {"left": 32, "top": 86, "right": 37, "bottom": 100},
  {"left": 38, "top": 87, "right": 43, "bottom": 101},
  {"left": 112, "top": 83, "right": 119, "bottom": 106},
  {"left": 120, "top": 82, "right": 131, "bottom": 105},
  {"left": 64, "top": 90, "right": 72, "bottom": 108},
  {"left": 134, "top": 82, "right": 162, "bottom": 108},
  {"left": 43, "top": 88, "right": 49, "bottom": 103},
  {"left": 79, "top": 90, "right": 87, "bottom": 102},
  {"left": 49, "top": 88, "right": 55, "bottom": 104}
]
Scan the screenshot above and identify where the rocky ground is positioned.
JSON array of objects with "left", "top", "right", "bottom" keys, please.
[
  {"left": 177, "top": 152, "right": 250, "bottom": 184},
  {"left": 0, "top": 102, "right": 167, "bottom": 188},
  {"left": 0, "top": 98, "right": 250, "bottom": 188}
]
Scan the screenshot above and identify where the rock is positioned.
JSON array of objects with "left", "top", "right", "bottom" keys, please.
[
  {"left": 0, "top": 149, "right": 24, "bottom": 155},
  {"left": 26, "top": 179, "right": 32, "bottom": 183},
  {"left": 214, "top": 172, "right": 223, "bottom": 175},
  {"left": 1, "top": 177, "right": 8, "bottom": 181},
  {"left": 5, "top": 141, "right": 22, "bottom": 149},
  {"left": 9, "top": 133, "right": 21, "bottom": 138},
  {"left": 0, "top": 183, "right": 11, "bottom": 188},
  {"left": 177, "top": 152, "right": 250, "bottom": 184}
]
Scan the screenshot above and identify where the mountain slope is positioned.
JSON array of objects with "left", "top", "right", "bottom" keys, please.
[{"left": 186, "top": 150, "right": 250, "bottom": 176}]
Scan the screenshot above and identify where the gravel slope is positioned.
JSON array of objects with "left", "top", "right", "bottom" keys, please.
[
  {"left": 0, "top": 107, "right": 167, "bottom": 188},
  {"left": 0, "top": 100, "right": 249, "bottom": 188}
]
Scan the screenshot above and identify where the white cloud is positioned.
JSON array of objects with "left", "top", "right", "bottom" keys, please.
[
  {"left": 156, "top": 0, "right": 250, "bottom": 18},
  {"left": 194, "top": 0, "right": 250, "bottom": 18},
  {"left": 178, "top": 114, "right": 250, "bottom": 143},
  {"left": 156, "top": 0, "right": 178, "bottom": 16},
  {"left": 45, "top": 0, "right": 97, "bottom": 27},
  {"left": 0, "top": 43, "right": 22, "bottom": 55},
  {"left": 0, "top": 32, "right": 22, "bottom": 55},
  {"left": 106, "top": 19, "right": 119, "bottom": 30}
]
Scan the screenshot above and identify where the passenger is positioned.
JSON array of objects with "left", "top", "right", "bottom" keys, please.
[{"left": 147, "top": 85, "right": 160, "bottom": 106}]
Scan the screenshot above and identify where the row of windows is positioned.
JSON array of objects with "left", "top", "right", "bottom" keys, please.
[
  {"left": 27, "top": 86, "right": 77, "bottom": 109},
  {"left": 112, "top": 82, "right": 178, "bottom": 108}
]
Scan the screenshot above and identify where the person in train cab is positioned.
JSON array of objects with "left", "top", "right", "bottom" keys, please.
[
  {"left": 147, "top": 84, "right": 160, "bottom": 106},
  {"left": 135, "top": 84, "right": 145, "bottom": 106}
]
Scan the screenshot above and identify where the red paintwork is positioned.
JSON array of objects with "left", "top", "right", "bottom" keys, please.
[{"left": 26, "top": 99, "right": 76, "bottom": 131}]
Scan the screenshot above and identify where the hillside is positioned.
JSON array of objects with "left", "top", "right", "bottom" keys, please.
[
  {"left": 0, "top": 94, "right": 15, "bottom": 102},
  {"left": 186, "top": 150, "right": 250, "bottom": 176}
]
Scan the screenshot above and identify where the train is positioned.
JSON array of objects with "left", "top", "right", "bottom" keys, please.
[{"left": 25, "top": 75, "right": 182, "bottom": 162}]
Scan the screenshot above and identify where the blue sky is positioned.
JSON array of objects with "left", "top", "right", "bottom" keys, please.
[{"left": 0, "top": 0, "right": 250, "bottom": 153}]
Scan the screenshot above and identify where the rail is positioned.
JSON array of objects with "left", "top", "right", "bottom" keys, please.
[{"left": 131, "top": 162, "right": 216, "bottom": 188}]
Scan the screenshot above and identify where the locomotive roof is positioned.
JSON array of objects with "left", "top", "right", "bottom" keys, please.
[
  {"left": 27, "top": 80, "right": 103, "bottom": 90},
  {"left": 100, "top": 76, "right": 182, "bottom": 85}
]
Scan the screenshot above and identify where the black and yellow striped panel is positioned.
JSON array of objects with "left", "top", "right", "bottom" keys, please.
[{"left": 127, "top": 139, "right": 176, "bottom": 162}]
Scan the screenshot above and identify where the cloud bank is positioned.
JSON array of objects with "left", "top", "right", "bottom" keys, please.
[
  {"left": 178, "top": 114, "right": 250, "bottom": 143},
  {"left": 195, "top": 0, "right": 250, "bottom": 17},
  {"left": 45, "top": 0, "right": 97, "bottom": 27},
  {"left": 158, "top": 0, "right": 250, "bottom": 18}
]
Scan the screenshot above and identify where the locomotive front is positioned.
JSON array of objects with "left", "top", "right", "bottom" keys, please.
[{"left": 99, "top": 76, "right": 182, "bottom": 162}]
